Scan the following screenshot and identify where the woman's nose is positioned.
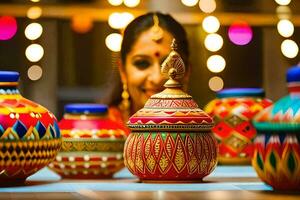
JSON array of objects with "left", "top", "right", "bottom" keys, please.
[{"left": 147, "top": 63, "right": 165, "bottom": 85}]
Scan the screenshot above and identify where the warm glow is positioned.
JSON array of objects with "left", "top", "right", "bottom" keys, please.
[
  {"left": 209, "top": 76, "right": 224, "bottom": 91},
  {"left": 281, "top": 39, "right": 299, "bottom": 58},
  {"left": 71, "top": 15, "right": 93, "bottom": 34},
  {"left": 207, "top": 55, "right": 226, "bottom": 73},
  {"left": 124, "top": 0, "right": 140, "bottom": 7},
  {"left": 202, "top": 16, "right": 220, "bottom": 33},
  {"left": 27, "top": 6, "right": 42, "bottom": 19},
  {"left": 204, "top": 33, "right": 223, "bottom": 52},
  {"left": 30, "top": 0, "right": 40, "bottom": 2},
  {"left": 105, "top": 33, "right": 123, "bottom": 52},
  {"left": 25, "top": 23, "right": 43, "bottom": 40},
  {"left": 108, "top": 12, "right": 134, "bottom": 29},
  {"left": 228, "top": 21, "right": 253, "bottom": 45},
  {"left": 275, "top": 0, "right": 291, "bottom": 6},
  {"left": 0, "top": 16, "right": 17, "bottom": 41},
  {"left": 277, "top": 19, "right": 294, "bottom": 38},
  {"left": 181, "top": 0, "right": 198, "bottom": 7},
  {"left": 199, "top": 0, "right": 216, "bottom": 13},
  {"left": 276, "top": 6, "right": 291, "bottom": 19},
  {"left": 108, "top": 0, "right": 123, "bottom": 6},
  {"left": 28, "top": 65, "right": 43, "bottom": 81},
  {"left": 25, "top": 44, "right": 44, "bottom": 62}
]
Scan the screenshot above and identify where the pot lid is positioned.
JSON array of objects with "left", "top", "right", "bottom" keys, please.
[
  {"left": 217, "top": 88, "right": 265, "bottom": 98},
  {"left": 128, "top": 40, "right": 213, "bottom": 132},
  {"left": 253, "top": 64, "right": 300, "bottom": 132},
  {"left": 59, "top": 103, "right": 129, "bottom": 139},
  {"left": 0, "top": 71, "right": 19, "bottom": 83},
  {"left": 65, "top": 104, "right": 108, "bottom": 115}
]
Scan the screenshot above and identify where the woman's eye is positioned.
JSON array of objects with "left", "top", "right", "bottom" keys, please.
[{"left": 133, "top": 60, "right": 151, "bottom": 70}]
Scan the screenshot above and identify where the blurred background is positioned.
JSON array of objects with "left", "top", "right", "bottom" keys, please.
[{"left": 0, "top": 0, "right": 299, "bottom": 118}]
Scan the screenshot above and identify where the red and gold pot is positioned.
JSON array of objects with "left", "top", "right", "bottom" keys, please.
[
  {"left": 204, "top": 88, "right": 272, "bottom": 165},
  {"left": 252, "top": 65, "right": 300, "bottom": 190},
  {"left": 124, "top": 40, "right": 218, "bottom": 182},
  {"left": 49, "top": 104, "right": 128, "bottom": 179}
]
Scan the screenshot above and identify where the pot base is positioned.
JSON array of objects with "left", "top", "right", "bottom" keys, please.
[
  {"left": 218, "top": 156, "right": 251, "bottom": 165},
  {"left": 0, "top": 178, "right": 26, "bottom": 187},
  {"left": 141, "top": 179, "right": 203, "bottom": 184}
]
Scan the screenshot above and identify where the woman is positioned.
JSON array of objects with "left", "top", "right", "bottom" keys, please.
[{"left": 108, "top": 12, "right": 190, "bottom": 123}]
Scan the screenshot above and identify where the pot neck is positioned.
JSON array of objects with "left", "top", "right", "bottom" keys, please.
[
  {"left": 0, "top": 82, "right": 20, "bottom": 95},
  {"left": 288, "top": 81, "right": 300, "bottom": 96}
]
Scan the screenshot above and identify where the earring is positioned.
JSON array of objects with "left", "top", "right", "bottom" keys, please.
[{"left": 120, "top": 83, "right": 130, "bottom": 114}]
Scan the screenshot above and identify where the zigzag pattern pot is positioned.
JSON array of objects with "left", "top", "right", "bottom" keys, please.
[
  {"left": 0, "top": 71, "right": 61, "bottom": 185},
  {"left": 252, "top": 65, "right": 300, "bottom": 190}
]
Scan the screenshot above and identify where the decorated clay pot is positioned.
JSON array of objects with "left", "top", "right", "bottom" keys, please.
[
  {"left": 49, "top": 104, "right": 128, "bottom": 179},
  {"left": 124, "top": 40, "right": 218, "bottom": 182},
  {"left": 0, "top": 71, "right": 61, "bottom": 185},
  {"left": 204, "top": 88, "right": 272, "bottom": 165},
  {"left": 252, "top": 65, "right": 300, "bottom": 190}
]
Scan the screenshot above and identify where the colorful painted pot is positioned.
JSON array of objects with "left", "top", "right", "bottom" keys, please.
[
  {"left": 49, "top": 104, "right": 128, "bottom": 179},
  {"left": 124, "top": 41, "right": 218, "bottom": 182},
  {"left": 204, "top": 88, "right": 272, "bottom": 165},
  {"left": 252, "top": 66, "right": 300, "bottom": 190},
  {"left": 0, "top": 71, "right": 61, "bottom": 185}
]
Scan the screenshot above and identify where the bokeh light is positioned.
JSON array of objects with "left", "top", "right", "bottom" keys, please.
[
  {"left": 207, "top": 55, "right": 226, "bottom": 73},
  {"left": 0, "top": 16, "right": 17, "bottom": 41},
  {"left": 25, "top": 23, "right": 43, "bottom": 40},
  {"left": 27, "top": 6, "right": 42, "bottom": 19},
  {"left": 209, "top": 76, "right": 224, "bottom": 91},
  {"left": 108, "top": 12, "right": 134, "bottom": 29},
  {"left": 202, "top": 16, "right": 220, "bottom": 33},
  {"left": 228, "top": 21, "right": 253, "bottom": 45},
  {"left": 105, "top": 33, "right": 123, "bottom": 52},
  {"left": 181, "top": 0, "right": 198, "bottom": 7},
  {"left": 204, "top": 33, "right": 223, "bottom": 52},
  {"left": 30, "top": 0, "right": 40, "bottom": 2},
  {"left": 124, "top": 0, "right": 140, "bottom": 7},
  {"left": 275, "top": 0, "right": 291, "bottom": 6},
  {"left": 25, "top": 44, "right": 44, "bottom": 62},
  {"left": 108, "top": 0, "right": 123, "bottom": 6},
  {"left": 28, "top": 65, "right": 43, "bottom": 81},
  {"left": 281, "top": 39, "right": 299, "bottom": 58},
  {"left": 199, "top": 0, "right": 216, "bottom": 13},
  {"left": 71, "top": 15, "right": 93, "bottom": 34},
  {"left": 277, "top": 19, "right": 294, "bottom": 38}
]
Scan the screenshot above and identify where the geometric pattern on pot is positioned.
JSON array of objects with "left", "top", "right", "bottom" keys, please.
[
  {"left": 0, "top": 139, "right": 61, "bottom": 179},
  {"left": 205, "top": 96, "right": 272, "bottom": 164},
  {"left": 252, "top": 133, "right": 300, "bottom": 190},
  {"left": 49, "top": 152, "right": 124, "bottom": 179},
  {"left": 0, "top": 120, "right": 60, "bottom": 140},
  {"left": 60, "top": 129, "right": 127, "bottom": 139},
  {"left": 124, "top": 132, "right": 218, "bottom": 181},
  {"left": 61, "top": 139, "right": 125, "bottom": 152}
]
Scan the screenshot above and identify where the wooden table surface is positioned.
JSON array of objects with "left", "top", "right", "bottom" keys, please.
[{"left": 0, "top": 166, "right": 299, "bottom": 200}]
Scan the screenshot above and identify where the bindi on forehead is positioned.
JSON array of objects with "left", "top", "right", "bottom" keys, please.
[{"left": 154, "top": 51, "right": 161, "bottom": 58}]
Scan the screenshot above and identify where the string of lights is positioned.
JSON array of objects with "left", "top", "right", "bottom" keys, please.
[{"left": 25, "top": 0, "right": 44, "bottom": 81}]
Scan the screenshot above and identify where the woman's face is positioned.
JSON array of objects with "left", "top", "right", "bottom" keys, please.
[{"left": 120, "top": 29, "right": 173, "bottom": 112}]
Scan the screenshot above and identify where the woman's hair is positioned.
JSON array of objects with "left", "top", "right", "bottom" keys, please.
[
  {"left": 121, "top": 12, "right": 189, "bottom": 67},
  {"left": 104, "top": 12, "right": 189, "bottom": 107}
]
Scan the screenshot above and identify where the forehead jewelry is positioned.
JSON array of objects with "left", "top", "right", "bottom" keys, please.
[{"left": 150, "top": 14, "right": 164, "bottom": 42}]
